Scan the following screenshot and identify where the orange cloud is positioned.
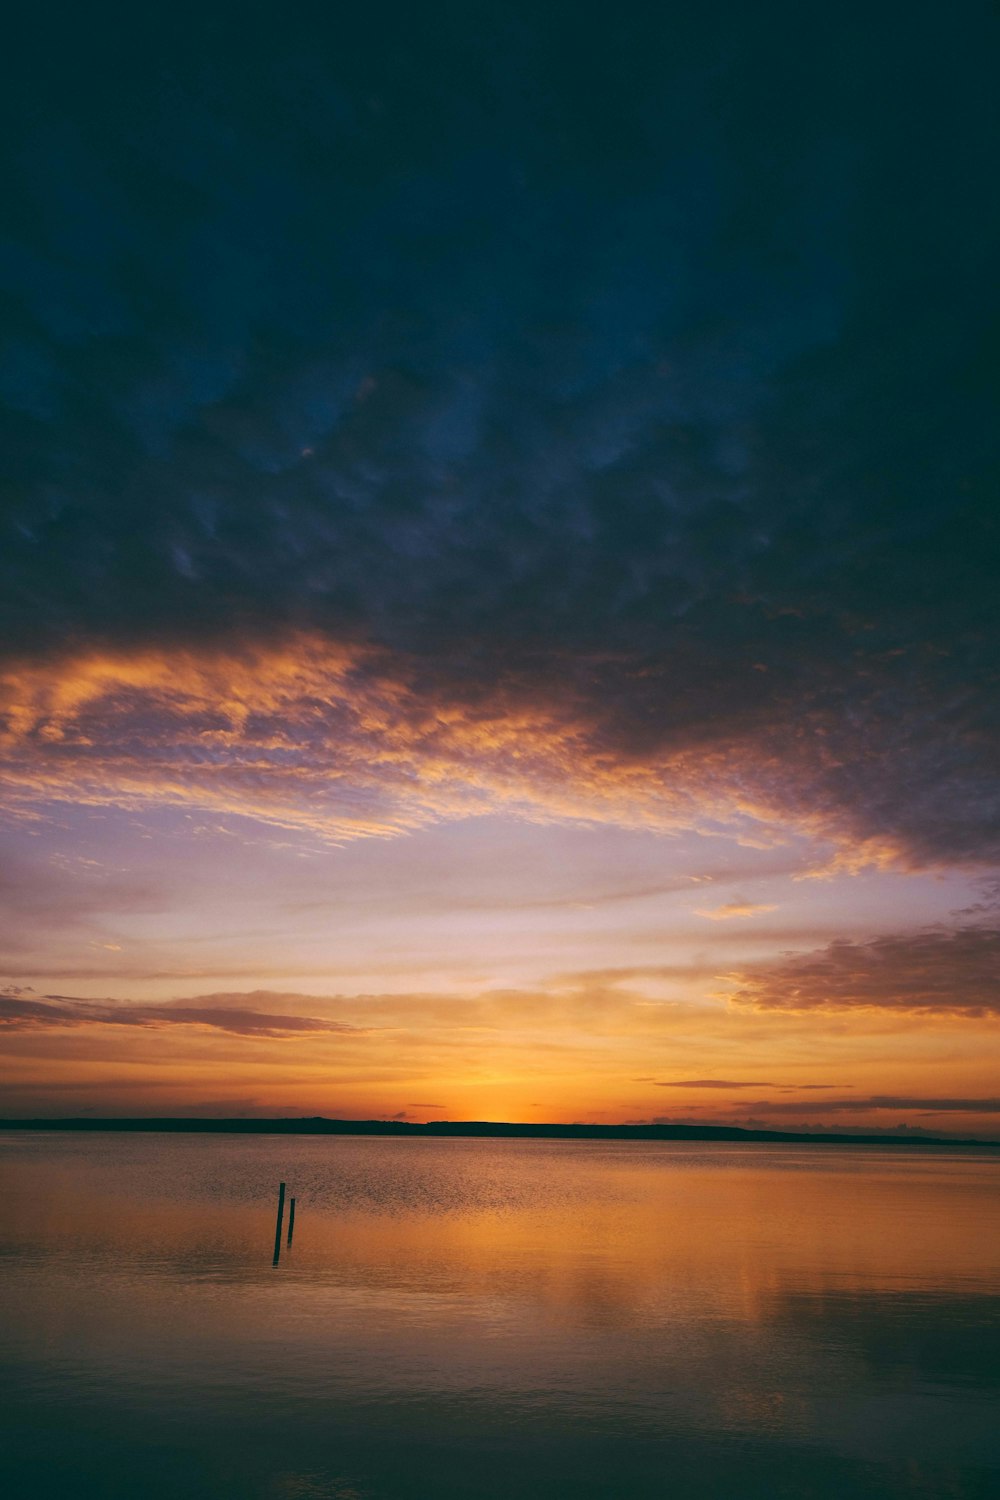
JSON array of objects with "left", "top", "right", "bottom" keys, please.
[
  {"left": 694, "top": 901, "right": 778, "bottom": 920},
  {"left": 0, "top": 635, "right": 914, "bottom": 865}
]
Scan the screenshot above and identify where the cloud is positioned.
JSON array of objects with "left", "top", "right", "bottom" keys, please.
[
  {"left": 724, "top": 925, "right": 1000, "bottom": 1016},
  {"left": 0, "top": 989, "right": 361, "bottom": 1038},
  {"left": 0, "top": 9, "right": 997, "bottom": 870},
  {"left": 0, "top": 977, "right": 778, "bottom": 1051},
  {"left": 653, "top": 1079, "right": 774, "bottom": 1088},
  {"left": 693, "top": 902, "right": 778, "bottom": 920},
  {"left": 0, "top": 638, "right": 795, "bottom": 844},
  {"left": 732, "top": 1096, "right": 1000, "bottom": 1115}
]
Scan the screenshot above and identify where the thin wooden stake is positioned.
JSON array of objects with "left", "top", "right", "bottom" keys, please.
[
  {"left": 272, "top": 1181, "right": 286, "bottom": 1265},
  {"left": 287, "top": 1196, "right": 296, "bottom": 1246}
]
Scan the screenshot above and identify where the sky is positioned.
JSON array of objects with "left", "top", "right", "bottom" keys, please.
[{"left": 1, "top": 3, "right": 998, "bottom": 1133}]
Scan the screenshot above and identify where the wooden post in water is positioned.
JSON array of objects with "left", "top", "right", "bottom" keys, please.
[
  {"left": 272, "top": 1181, "right": 286, "bottom": 1265},
  {"left": 287, "top": 1196, "right": 296, "bottom": 1247}
]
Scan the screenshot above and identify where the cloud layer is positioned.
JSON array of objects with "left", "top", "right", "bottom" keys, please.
[
  {"left": 0, "top": 7, "right": 998, "bottom": 867},
  {"left": 726, "top": 926, "right": 1000, "bottom": 1017},
  {"left": 732, "top": 1096, "right": 1000, "bottom": 1116},
  {"left": 0, "top": 986, "right": 359, "bottom": 1038}
]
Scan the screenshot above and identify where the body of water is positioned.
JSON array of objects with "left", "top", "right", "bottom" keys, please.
[{"left": 0, "top": 1132, "right": 997, "bottom": 1499}]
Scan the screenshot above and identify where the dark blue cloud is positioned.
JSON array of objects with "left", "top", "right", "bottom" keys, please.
[{"left": 1, "top": 4, "right": 998, "bottom": 860}]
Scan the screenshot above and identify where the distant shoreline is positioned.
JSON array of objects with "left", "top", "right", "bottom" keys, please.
[{"left": 0, "top": 1117, "right": 996, "bottom": 1148}]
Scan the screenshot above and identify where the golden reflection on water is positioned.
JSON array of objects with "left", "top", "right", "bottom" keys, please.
[
  {"left": 1, "top": 1136, "right": 998, "bottom": 1499},
  {"left": 6, "top": 1138, "right": 997, "bottom": 1293}
]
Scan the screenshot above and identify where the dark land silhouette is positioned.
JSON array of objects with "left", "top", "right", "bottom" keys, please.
[{"left": 0, "top": 1117, "right": 995, "bottom": 1147}]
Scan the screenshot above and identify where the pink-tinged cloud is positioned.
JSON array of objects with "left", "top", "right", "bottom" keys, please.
[{"left": 724, "top": 925, "right": 1000, "bottom": 1016}]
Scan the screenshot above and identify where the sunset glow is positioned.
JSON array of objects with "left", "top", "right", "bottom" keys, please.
[
  {"left": 2, "top": 3, "right": 997, "bottom": 1140},
  {"left": 2, "top": 628, "right": 997, "bottom": 1133}
]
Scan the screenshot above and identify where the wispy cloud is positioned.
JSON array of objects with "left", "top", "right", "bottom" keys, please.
[
  {"left": 693, "top": 901, "right": 778, "bottom": 920},
  {"left": 652, "top": 1079, "right": 774, "bottom": 1088},
  {"left": 732, "top": 1096, "right": 1000, "bottom": 1116},
  {"left": 0, "top": 630, "right": 995, "bottom": 874},
  {"left": 0, "top": 987, "right": 361, "bottom": 1038}
]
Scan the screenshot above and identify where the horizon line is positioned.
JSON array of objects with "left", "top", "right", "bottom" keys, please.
[{"left": 1, "top": 1116, "right": 997, "bottom": 1148}]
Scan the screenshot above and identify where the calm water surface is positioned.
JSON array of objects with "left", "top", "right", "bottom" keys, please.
[{"left": 0, "top": 1133, "right": 997, "bottom": 1499}]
